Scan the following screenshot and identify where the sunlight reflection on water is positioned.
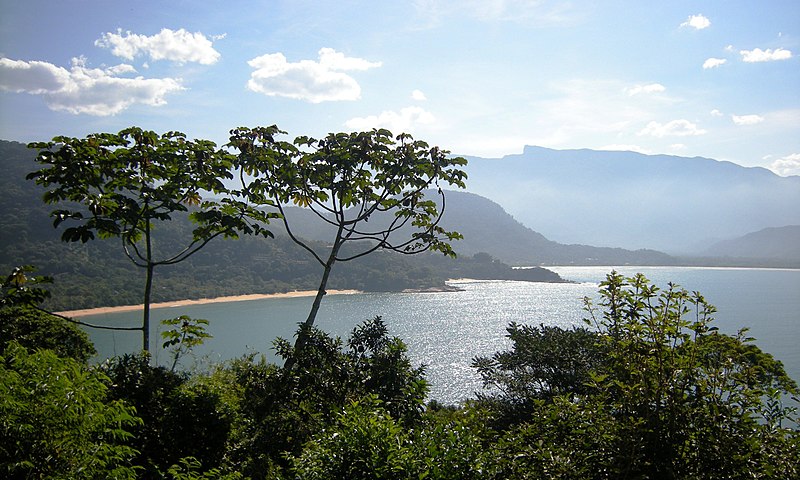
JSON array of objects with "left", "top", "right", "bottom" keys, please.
[{"left": 84, "top": 267, "right": 799, "bottom": 405}]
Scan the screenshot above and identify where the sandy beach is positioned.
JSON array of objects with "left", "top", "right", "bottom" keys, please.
[{"left": 56, "top": 289, "right": 362, "bottom": 318}]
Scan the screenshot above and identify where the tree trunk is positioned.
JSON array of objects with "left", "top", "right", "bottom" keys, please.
[
  {"left": 142, "top": 218, "right": 153, "bottom": 352},
  {"left": 142, "top": 262, "right": 153, "bottom": 352},
  {"left": 284, "top": 235, "right": 342, "bottom": 370},
  {"left": 303, "top": 258, "right": 334, "bottom": 328}
]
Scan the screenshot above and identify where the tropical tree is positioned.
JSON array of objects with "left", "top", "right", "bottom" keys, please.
[
  {"left": 27, "top": 128, "right": 274, "bottom": 350},
  {"left": 228, "top": 126, "right": 467, "bottom": 364},
  {"left": 475, "top": 272, "right": 800, "bottom": 478}
]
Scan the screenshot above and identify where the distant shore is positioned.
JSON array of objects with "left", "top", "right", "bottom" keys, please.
[{"left": 56, "top": 289, "right": 362, "bottom": 318}]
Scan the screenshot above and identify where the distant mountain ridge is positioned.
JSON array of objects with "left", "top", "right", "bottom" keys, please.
[
  {"left": 462, "top": 146, "right": 800, "bottom": 254},
  {"left": 3, "top": 139, "right": 795, "bottom": 271},
  {"left": 703, "top": 225, "right": 800, "bottom": 261},
  {"left": 436, "top": 191, "right": 675, "bottom": 266}
]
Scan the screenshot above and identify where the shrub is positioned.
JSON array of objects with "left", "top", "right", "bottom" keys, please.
[
  {"left": 100, "top": 353, "right": 232, "bottom": 478},
  {"left": 0, "top": 342, "right": 139, "bottom": 479},
  {"left": 0, "top": 306, "right": 96, "bottom": 362}
]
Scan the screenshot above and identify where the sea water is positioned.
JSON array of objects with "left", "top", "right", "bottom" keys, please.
[{"left": 82, "top": 266, "right": 800, "bottom": 405}]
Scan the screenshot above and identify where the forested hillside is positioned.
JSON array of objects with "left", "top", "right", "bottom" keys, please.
[{"left": 0, "top": 140, "right": 564, "bottom": 310}]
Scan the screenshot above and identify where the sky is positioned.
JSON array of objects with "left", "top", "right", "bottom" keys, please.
[{"left": 1, "top": 0, "right": 799, "bottom": 176}]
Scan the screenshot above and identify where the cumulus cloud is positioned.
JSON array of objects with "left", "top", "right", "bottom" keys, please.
[
  {"left": 345, "top": 106, "right": 434, "bottom": 133},
  {"left": 769, "top": 153, "right": 800, "bottom": 176},
  {"left": 625, "top": 83, "right": 665, "bottom": 96},
  {"left": 703, "top": 57, "right": 727, "bottom": 69},
  {"left": 710, "top": 109, "right": 724, "bottom": 117},
  {"left": 95, "top": 28, "right": 221, "bottom": 65},
  {"left": 731, "top": 114, "right": 764, "bottom": 125},
  {"left": 0, "top": 56, "right": 183, "bottom": 115},
  {"left": 680, "top": 14, "right": 711, "bottom": 30},
  {"left": 411, "top": 89, "right": 427, "bottom": 101},
  {"left": 247, "top": 48, "right": 381, "bottom": 103},
  {"left": 638, "top": 119, "right": 706, "bottom": 137},
  {"left": 740, "top": 47, "right": 792, "bottom": 62}
]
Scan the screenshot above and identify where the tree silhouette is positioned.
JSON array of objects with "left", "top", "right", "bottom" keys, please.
[
  {"left": 28, "top": 127, "right": 274, "bottom": 350},
  {"left": 228, "top": 126, "right": 467, "bottom": 366}
]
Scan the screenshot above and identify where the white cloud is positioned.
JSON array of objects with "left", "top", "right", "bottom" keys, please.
[
  {"left": 411, "top": 89, "right": 427, "bottom": 101},
  {"left": 680, "top": 14, "right": 711, "bottom": 30},
  {"left": 710, "top": 109, "right": 724, "bottom": 117},
  {"left": 769, "top": 153, "right": 800, "bottom": 176},
  {"left": 625, "top": 83, "right": 665, "bottom": 96},
  {"left": 731, "top": 114, "right": 764, "bottom": 125},
  {"left": 345, "top": 106, "right": 434, "bottom": 133},
  {"left": 95, "top": 28, "right": 221, "bottom": 65},
  {"left": 246, "top": 48, "right": 381, "bottom": 103},
  {"left": 670, "top": 143, "right": 687, "bottom": 151},
  {"left": 702, "top": 57, "right": 727, "bottom": 69},
  {"left": 638, "top": 119, "right": 707, "bottom": 137},
  {"left": 0, "top": 56, "right": 183, "bottom": 115},
  {"left": 740, "top": 48, "right": 792, "bottom": 63}
]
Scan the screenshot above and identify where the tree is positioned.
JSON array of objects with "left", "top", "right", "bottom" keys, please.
[
  {"left": 224, "top": 317, "right": 428, "bottom": 477},
  {"left": 476, "top": 272, "right": 800, "bottom": 478},
  {"left": 472, "top": 322, "right": 605, "bottom": 427},
  {"left": 28, "top": 128, "right": 274, "bottom": 351},
  {"left": 228, "top": 127, "right": 467, "bottom": 364}
]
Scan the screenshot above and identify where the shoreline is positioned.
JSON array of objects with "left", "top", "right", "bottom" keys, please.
[{"left": 56, "top": 289, "right": 362, "bottom": 318}]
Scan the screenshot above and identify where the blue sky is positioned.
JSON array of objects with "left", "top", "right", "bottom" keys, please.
[{"left": 1, "top": 0, "right": 798, "bottom": 175}]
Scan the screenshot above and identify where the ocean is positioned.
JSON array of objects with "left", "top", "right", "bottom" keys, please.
[{"left": 82, "top": 266, "right": 800, "bottom": 405}]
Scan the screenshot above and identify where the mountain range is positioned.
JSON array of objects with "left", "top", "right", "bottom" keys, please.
[
  {"left": 3, "top": 139, "right": 799, "bottom": 274},
  {"left": 461, "top": 146, "right": 800, "bottom": 254}
]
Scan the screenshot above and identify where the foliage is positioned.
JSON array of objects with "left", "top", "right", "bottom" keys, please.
[
  {"left": 0, "top": 342, "right": 140, "bottom": 479},
  {"left": 100, "top": 353, "right": 232, "bottom": 479},
  {"left": 0, "top": 305, "right": 96, "bottom": 362},
  {"left": 161, "top": 315, "right": 213, "bottom": 372},
  {"left": 472, "top": 322, "right": 604, "bottom": 427},
  {"left": 1, "top": 264, "right": 52, "bottom": 308},
  {"left": 410, "top": 404, "right": 491, "bottom": 479},
  {"left": 228, "top": 127, "right": 468, "bottom": 349},
  {"left": 288, "top": 395, "right": 416, "bottom": 479},
  {"left": 345, "top": 316, "right": 429, "bottom": 423},
  {"left": 28, "top": 127, "right": 273, "bottom": 350},
  {"left": 164, "top": 457, "right": 242, "bottom": 480},
  {"left": 582, "top": 271, "right": 799, "bottom": 478},
  {"left": 224, "top": 317, "right": 427, "bottom": 478},
  {"left": 476, "top": 272, "right": 800, "bottom": 479},
  {"left": 288, "top": 396, "right": 492, "bottom": 480}
]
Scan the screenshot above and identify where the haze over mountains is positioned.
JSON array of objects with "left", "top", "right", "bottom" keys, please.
[
  {"left": 462, "top": 146, "right": 800, "bottom": 254},
  {"left": 3, "top": 139, "right": 799, "bottom": 269}
]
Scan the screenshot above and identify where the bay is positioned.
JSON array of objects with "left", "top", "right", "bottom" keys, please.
[{"left": 83, "top": 266, "right": 800, "bottom": 405}]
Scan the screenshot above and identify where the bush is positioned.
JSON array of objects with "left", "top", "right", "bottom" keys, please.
[
  {"left": 224, "top": 317, "right": 428, "bottom": 478},
  {"left": 0, "top": 306, "right": 96, "bottom": 362},
  {"left": 472, "top": 322, "right": 604, "bottom": 427},
  {"left": 477, "top": 272, "right": 800, "bottom": 479},
  {"left": 289, "top": 396, "right": 416, "bottom": 479},
  {"left": 0, "top": 342, "right": 139, "bottom": 479},
  {"left": 100, "top": 353, "right": 232, "bottom": 478}
]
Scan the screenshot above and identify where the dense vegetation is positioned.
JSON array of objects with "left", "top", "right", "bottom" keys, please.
[
  {"left": 1, "top": 139, "right": 564, "bottom": 312},
  {"left": 2, "top": 273, "right": 798, "bottom": 479}
]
